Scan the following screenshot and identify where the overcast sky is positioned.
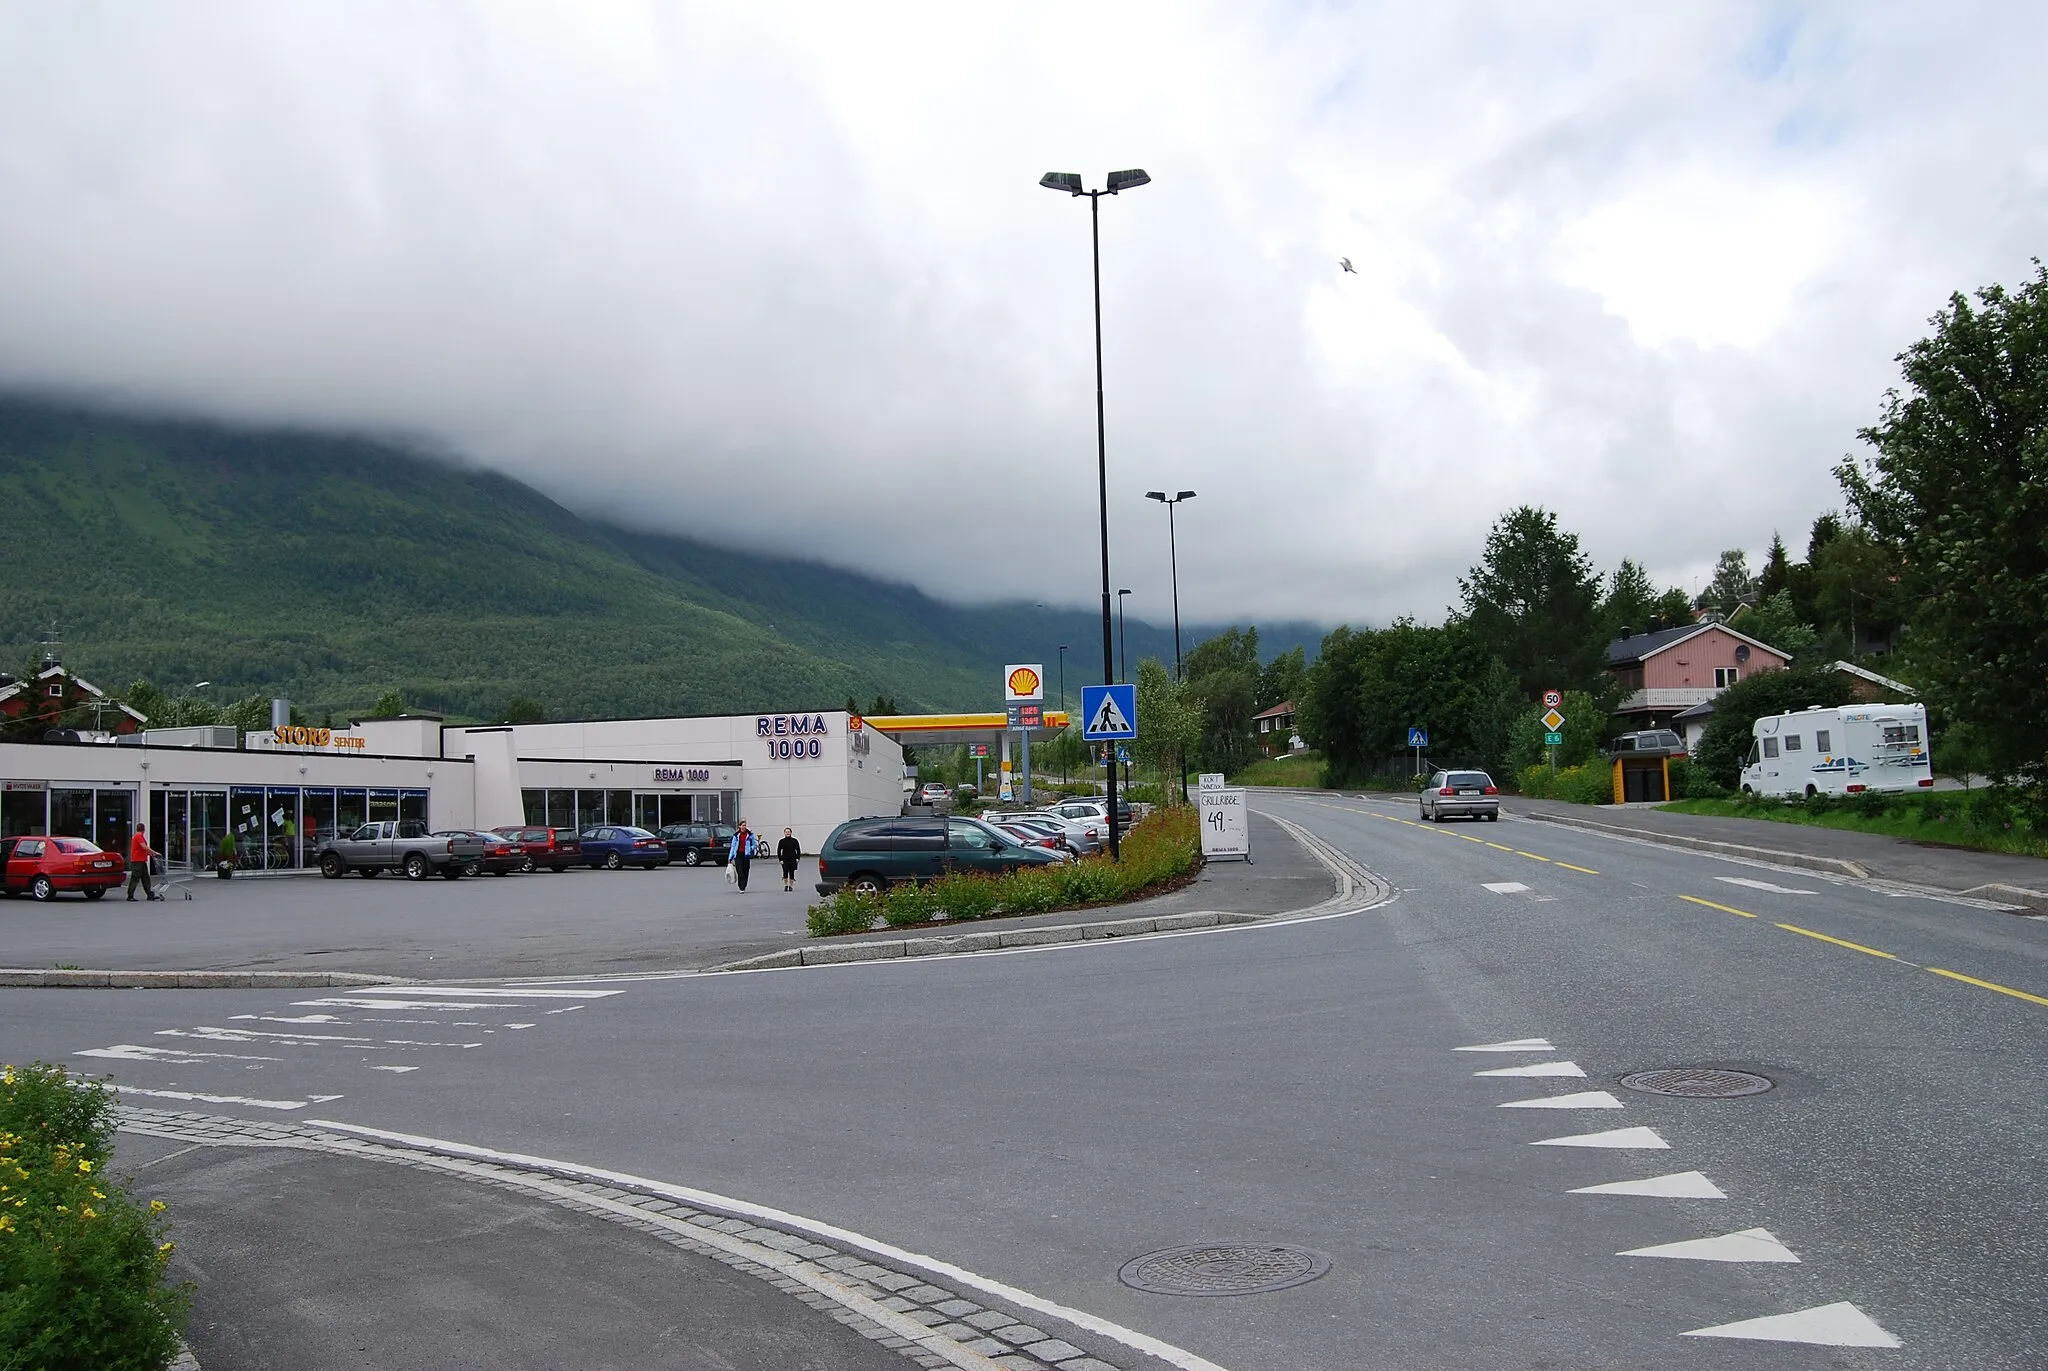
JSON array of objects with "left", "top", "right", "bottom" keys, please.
[{"left": 3, "top": 3, "right": 2043, "bottom": 629}]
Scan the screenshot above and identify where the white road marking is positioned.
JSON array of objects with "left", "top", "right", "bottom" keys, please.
[
  {"left": 1683, "top": 1302, "right": 1900, "bottom": 1347},
  {"left": 307, "top": 1119, "right": 1233, "bottom": 1371},
  {"left": 363, "top": 985, "right": 623, "bottom": 999},
  {"left": 1571, "top": 1171, "right": 1726, "bottom": 1198},
  {"left": 1455, "top": 1038, "right": 1555, "bottom": 1052},
  {"left": 1716, "top": 876, "right": 1818, "bottom": 895},
  {"left": 1499, "top": 1090, "right": 1624, "bottom": 1110},
  {"left": 308, "top": 1094, "right": 345, "bottom": 1103},
  {"left": 292, "top": 998, "right": 530, "bottom": 1011},
  {"left": 230, "top": 1013, "right": 347, "bottom": 1024},
  {"left": 1621, "top": 1227, "right": 1799, "bottom": 1262},
  {"left": 544, "top": 1005, "right": 584, "bottom": 1014},
  {"left": 1473, "top": 1061, "right": 1585, "bottom": 1078},
  {"left": 78, "top": 1044, "right": 283, "bottom": 1065},
  {"left": 368, "top": 1065, "right": 419, "bottom": 1073},
  {"left": 111, "top": 1085, "right": 313, "bottom": 1110},
  {"left": 502, "top": 1023, "right": 535, "bottom": 1030},
  {"left": 1482, "top": 881, "right": 1532, "bottom": 894},
  {"left": 1531, "top": 1126, "right": 1669, "bottom": 1149},
  {"left": 164, "top": 1027, "right": 372, "bottom": 1044}
]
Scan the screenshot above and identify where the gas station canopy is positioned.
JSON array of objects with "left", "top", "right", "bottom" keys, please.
[{"left": 863, "top": 713, "right": 1070, "bottom": 749}]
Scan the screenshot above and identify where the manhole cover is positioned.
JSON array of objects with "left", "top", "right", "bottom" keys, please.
[
  {"left": 1117, "top": 1243, "right": 1331, "bottom": 1297},
  {"left": 1620, "top": 1068, "right": 1775, "bottom": 1098}
]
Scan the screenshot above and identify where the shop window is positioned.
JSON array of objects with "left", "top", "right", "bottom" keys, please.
[
  {"left": 192, "top": 792, "right": 227, "bottom": 867},
  {"left": 302, "top": 789, "right": 336, "bottom": 857},
  {"left": 606, "top": 790, "right": 633, "bottom": 825},
  {"left": 337, "top": 789, "right": 368, "bottom": 836},
  {"left": 546, "top": 789, "right": 573, "bottom": 827},
  {"left": 51, "top": 788, "right": 93, "bottom": 840},
  {"left": 231, "top": 788, "right": 266, "bottom": 869},
  {"left": 523, "top": 790, "right": 547, "bottom": 825},
  {"left": 368, "top": 789, "right": 400, "bottom": 824},
  {"left": 2, "top": 786, "right": 48, "bottom": 839},
  {"left": 95, "top": 790, "right": 134, "bottom": 850},
  {"left": 266, "top": 788, "right": 302, "bottom": 870},
  {"left": 577, "top": 790, "right": 604, "bottom": 829},
  {"left": 399, "top": 790, "right": 428, "bottom": 830}
]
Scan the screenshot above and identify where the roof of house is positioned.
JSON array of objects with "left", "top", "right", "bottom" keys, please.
[
  {"left": 1604, "top": 622, "right": 1790, "bottom": 668},
  {"left": 1253, "top": 701, "right": 1296, "bottom": 721},
  {"left": 1672, "top": 699, "right": 1717, "bottom": 721},
  {"left": 0, "top": 665, "right": 148, "bottom": 723},
  {"left": 1831, "top": 660, "right": 1916, "bottom": 696}
]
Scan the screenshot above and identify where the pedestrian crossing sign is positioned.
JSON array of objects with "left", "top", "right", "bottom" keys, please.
[{"left": 1081, "top": 683, "right": 1138, "bottom": 740}]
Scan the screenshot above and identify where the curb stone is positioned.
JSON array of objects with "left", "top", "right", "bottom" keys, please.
[
  {"left": 707, "top": 819, "right": 1388, "bottom": 974},
  {"left": 1515, "top": 809, "right": 1872, "bottom": 879},
  {"left": 116, "top": 1106, "right": 1133, "bottom": 1371},
  {"left": 0, "top": 969, "right": 409, "bottom": 990},
  {"left": 1960, "top": 883, "right": 2048, "bottom": 914}
]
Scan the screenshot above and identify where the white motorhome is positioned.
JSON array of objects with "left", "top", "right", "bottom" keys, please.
[{"left": 1740, "top": 703, "right": 1932, "bottom": 799}]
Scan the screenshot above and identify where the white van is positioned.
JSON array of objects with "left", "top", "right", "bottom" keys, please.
[{"left": 1740, "top": 703, "right": 1932, "bottom": 799}]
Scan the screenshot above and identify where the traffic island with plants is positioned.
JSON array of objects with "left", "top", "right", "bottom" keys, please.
[
  {"left": 807, "top": 806, "right": 1203, "bottom": 937},
  {"left": 0, "top": 1062, "right": 190, "bottom": 1371},
  {"left": 1661, "top": 787, "right": 2048, "bottom": 860}
]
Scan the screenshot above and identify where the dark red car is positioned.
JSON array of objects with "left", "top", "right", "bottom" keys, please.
[
  {"left": 0, "top": 836, "right": 126, "bottom": 901},
  {"left": 493, "top": 826, "right": 575, "bottom": 873},
  {"left": 435, "top": 830, "right": 525, "bottom": 876}
]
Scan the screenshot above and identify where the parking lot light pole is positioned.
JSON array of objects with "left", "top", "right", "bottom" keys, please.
[
  {"left": 1057, "top": 644, "right": 1068, "bottom": 783},
  {"left": 1042, "top": 167, "right": 1149, "bottom": 858},
  {"left": 1146, "top": 490, "right": 1196, "bottom": 801}
]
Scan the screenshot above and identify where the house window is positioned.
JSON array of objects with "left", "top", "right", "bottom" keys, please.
[
  {"left": 1784, "top": 735, "right": 1803, "bottom": 752},
  {"left": 1714, "top": 667, "right": 1740, "bottom": 688},
  {"left": 46, "top": 683, "right": 64, "bottom": 698},
  {"left": 1762, "top": 737, "right": 1779, "bottom": 758},
  {"left": 1815, "top": 730, "right": 1831, "bottom": 752}
]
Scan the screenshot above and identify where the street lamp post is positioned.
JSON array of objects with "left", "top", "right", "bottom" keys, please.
[
  {"left": 1057, "top": 644, "right": 1068, "bottom": 783},
  {"left": 1115, "top": 589, "right": 1131, "bottom": 683},
  {"left": 1146, "top": 490, "right": 1196, "bottom": 803},
  {"left": 1041, "top": 167, "right": 1150, "bottom": 859},
  {"left": 175, "top": 681, "right": 212, "bottom": 729}
]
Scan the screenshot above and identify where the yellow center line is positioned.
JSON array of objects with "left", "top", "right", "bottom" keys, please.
[
  {"left": 1484, "top": 842, "right": 1514, "bottom": 852},
  {"left": 1927, "top": 968, "right": 2048, "bottom": 1007},
  {"left": 1515, "top": 851, "right": 1551, "bottom": 862},
  {"left": 1679, "top": 894, "right": 1757, "bottom": 918},
  {"left": 1555, "top": 862, "right": 1600, "bottom": 875},
  {"left": 1774, "top": 922, "right": 1898, "bottom": 960}
]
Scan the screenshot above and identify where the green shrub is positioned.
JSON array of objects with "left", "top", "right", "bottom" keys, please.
[
  {"left": 0, "top": 1063, "right": 190, "bottom": 1371},
  {"left": 879, "top": 882, "right": 937, "bottom": 929},
  {"left": 805, "top": 892, "right": 882, "bottom": 937},
  {"left": 1519, "top": 763, "right": 1610, "bottom": 805}
]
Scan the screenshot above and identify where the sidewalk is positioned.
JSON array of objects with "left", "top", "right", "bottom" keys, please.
[
  {"left": 1509, "top": 797, "right": 2048, "bottom": 905},
  {"left": 116, "top": 1115, "right": 1149, "bottom": 1371}
]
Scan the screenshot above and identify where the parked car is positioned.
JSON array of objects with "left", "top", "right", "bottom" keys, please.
[
  {"left": 1419, "top": 769, "right": 1501, "bottom": 822},
  {"left": 318, "top": 822, "right": 488, "bottom": 880},
  {"left": 1612, "top": 729, "right": 1686, "bottom": 757},
  {"left": 815, "top": 816, "right": 1065, "bottom": 895},
  {"left": 1049, "top": 797, "right": 1135, "bottom": 829},
  {"left": 912, "top": 782, "right": 954, "bottom": 810},
  {"left": 0, "top": 835, "right": 125, "bottom": 901},
  {"left": 436, "top": 829, "right": 524, "bottom": 876},
  {"left": 994, "top": 820, "right": 1068, "bottom": 852},
  {"left": 655, "top": 822, "right": 736, "bottom": 866},
  {"left": 1005, "top": 809, "right": 1102, "bottom": 855},
  {"left": 579, "top": 825, "right": 669, "bottom": 870},
  {"left": 493, "top": 826, "right": 577, "bottom": 873}
]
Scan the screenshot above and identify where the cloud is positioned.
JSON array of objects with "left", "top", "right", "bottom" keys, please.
[{"left": 1, "top": 1, "right": 2043, "bottom": 630}]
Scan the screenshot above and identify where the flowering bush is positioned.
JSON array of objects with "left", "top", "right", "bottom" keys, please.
[
  {"left": 807, "top": 808, "right": 1202, "bottom": 937},
  {"left": 0, "top": 1063, "right": 189, "bottom": 1370}
]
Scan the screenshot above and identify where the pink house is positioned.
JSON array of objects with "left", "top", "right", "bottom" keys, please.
[{"left": 1604, "top": 623, "right": 1790, "bottom": 732}]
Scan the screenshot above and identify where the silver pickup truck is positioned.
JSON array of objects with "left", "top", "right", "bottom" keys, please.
[{"left": 316, "top": 821, "right": 486, "bottom": 881}]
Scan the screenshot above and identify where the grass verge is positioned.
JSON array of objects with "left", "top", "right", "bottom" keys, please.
[
  {"left": 808, "top": 807, "right": 1203, "bottom": 937},
  {"left": 0, "top": 1062, "right": 191, "bottom": 1370},
  {"left": 1660, "top": 789, "right": 2048, "bottom": 860},
  {"left": 1232, "top": 755, "right": 1323, "bottom": 787}
]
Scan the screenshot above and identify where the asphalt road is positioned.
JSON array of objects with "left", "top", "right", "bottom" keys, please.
[{"left": 6, "top": 798, "right": 2045, "bottom": 1369}]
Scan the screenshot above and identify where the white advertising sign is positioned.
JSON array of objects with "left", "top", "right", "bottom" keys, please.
[{"left": 1198, "top": 787, "right": 1250, "bottom": 860}]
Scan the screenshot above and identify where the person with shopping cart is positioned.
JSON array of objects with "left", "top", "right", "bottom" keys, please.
[{"left": 126, "top": 825, "right": 164, "bottom": 902}]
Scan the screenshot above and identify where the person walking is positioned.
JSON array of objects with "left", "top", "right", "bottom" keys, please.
[
  {"left": 776, "top": 827, "right": 801, "bottom": 892},
  {"left": 126, "top": 825, "right": 160, "bottom": 902},
  {"left": 728, "top": 821, "right": 755, "bottom": 892}
]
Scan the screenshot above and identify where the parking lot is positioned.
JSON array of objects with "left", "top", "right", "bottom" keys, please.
[{"left": 0, "top": 813, "right": 1324, "bottom": 980}]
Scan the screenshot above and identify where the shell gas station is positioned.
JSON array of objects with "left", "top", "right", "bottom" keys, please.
[{"left": 865, "top": 664, "right": 1071, "bottom": 805}]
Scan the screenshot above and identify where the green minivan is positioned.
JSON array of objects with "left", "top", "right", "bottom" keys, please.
[{"left": 814, "top": 815, "right": 1065, "bottom": 895}]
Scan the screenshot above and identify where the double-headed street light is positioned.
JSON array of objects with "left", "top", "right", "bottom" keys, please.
[
  {"left": 1041, "top": 166, "right": 1150, "bottom": 859},
  {"left": 1144, "top": 491, "right": 1197, "bottom": 680}
]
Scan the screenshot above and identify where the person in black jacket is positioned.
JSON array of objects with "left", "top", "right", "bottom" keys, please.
[{"left": 776, "top": 827, "right": 802, "bottom": 891}]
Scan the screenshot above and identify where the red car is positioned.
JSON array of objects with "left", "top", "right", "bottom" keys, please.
[
  {"left": 493, "top": 826, "right": 575, "bottom": 873},
  {"left": 0, "top": 836, "right": 126, "bottom": 901}
]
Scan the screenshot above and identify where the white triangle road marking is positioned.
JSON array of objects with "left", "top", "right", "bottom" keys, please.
[
  {"left": 1500, "top": 1090, "right": 1624, "bottom": 1109},
  {"left": 1482, "top": 881, "right": 1531, "bottom": 894},
  {"left": 1621, "top": 1227, "right": 1799, "bottom": 1262},
  {"left": 1455, "top": 1038, "right": 1555, "bottom": 1052},
  {"left": 1716, "top": 876, "right": 1818, "bottom": 895},
  {"left": 1571, "top": 1170, "right": 1726, "bottom": 1198},
  {"left": 1532, "top": 1125, "right": 1668, "bottom": 1149},
  {"left": 1684, "top": 1301, "right": 1900, "bottom": 1348},
  {"left": 1475, "top": 1061, "right": 1586, "bottom": 1078}
]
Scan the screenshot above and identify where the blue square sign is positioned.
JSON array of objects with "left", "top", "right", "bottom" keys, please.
[{"left": 1081, "top": 683, "right": 1138, "bottom": 740}]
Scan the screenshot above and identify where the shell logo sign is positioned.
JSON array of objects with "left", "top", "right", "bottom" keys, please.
[{"left": 1004, "top": 664, "right": 1044, "bottom": 702}]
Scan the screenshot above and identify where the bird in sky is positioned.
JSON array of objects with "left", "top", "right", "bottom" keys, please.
[{"left": 1339, "top": 258, "right": 1356, "bottom": 273}]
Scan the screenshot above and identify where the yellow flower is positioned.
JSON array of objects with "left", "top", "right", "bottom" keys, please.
[
  {"left": 150, "top": 1200, "right": 166, "bottom": 1213},
  {"left": 77, "top": 1159, "right": 92, "bottom": 1173},
  {"left": 81, "top": 1206, "right": 97, "bottom": 1219}
]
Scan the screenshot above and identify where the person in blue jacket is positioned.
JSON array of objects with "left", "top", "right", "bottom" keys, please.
[{"left": 728, "top": 820, "right": 755, "bottom": 891}]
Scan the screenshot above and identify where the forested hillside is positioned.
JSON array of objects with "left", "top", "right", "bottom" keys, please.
[{"left": 0, "top": 401, "right": 1318, "bottom": 722}]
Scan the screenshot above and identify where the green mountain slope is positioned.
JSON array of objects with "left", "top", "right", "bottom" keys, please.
[{"left": 0, "top": 401, "right": 1325, "bottom": 721}]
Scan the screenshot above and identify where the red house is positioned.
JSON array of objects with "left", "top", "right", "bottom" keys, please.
[
  {"left": 1604, "top": 624, "right": 1789, "bottom": 733},
  {"left": 0, "top": 658, "right": 147, "bottom": 740}
]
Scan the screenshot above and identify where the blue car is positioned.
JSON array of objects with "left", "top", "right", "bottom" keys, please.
[{"left": 577, "top": 825, "right": 669, "bottom": 870}]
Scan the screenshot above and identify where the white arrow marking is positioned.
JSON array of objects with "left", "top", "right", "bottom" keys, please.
[
  {"left": 1717, "top": 876, "right": 1818, "bottom": 895},
  {"left": 1571, "top": 1170, "right": 1726, "bottom": 1198},
  {"left": 308, "top": 1094, "right": 346, "bottom": 1103},
  {"left": 1482, "top": 881, "right": 1532, "bottom": 894},
  {"left": 368, "top": 1065, "right": 419, "bottom": 1073},
  {"left": 78, "top": 1044, "right": 282, "bottom": 1064},
  {"left": 1622, "top": 1227, "right": 1799, "bottom": 1262},
  {"left": 1455, "top": 1038, "right": 1555, "bottom": 1052},
  {"left": 1475, "top": 1061, "right": 1585, "bottom": 1078},
  {"left": 1500, "top": 1090, "right": 1624, "bottom": 1109},
  {"left": 1683, "top": 1302, "right": 1900, "bottom": 1347},
  {"left": 111, "top": 1085, "right": 311, "bottom": 1110},
  {"left": 1532, "top": 1126, "right": 1669, "bottom": 1149}
]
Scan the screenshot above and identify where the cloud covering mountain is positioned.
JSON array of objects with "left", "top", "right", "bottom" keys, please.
[{"left": 2, "top": 2, "right": 2042, "bottom": 626}]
